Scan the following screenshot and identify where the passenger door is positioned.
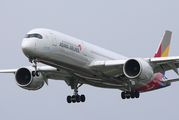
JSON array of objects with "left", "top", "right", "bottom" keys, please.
[
  {"left": 81, "top": 42, "right": 87, "bottom": 56},
  {"left": 50, "top": 33, "right": 57, "bottom": 46}
]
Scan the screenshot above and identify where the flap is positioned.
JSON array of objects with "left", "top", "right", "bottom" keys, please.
[{"left": 89, "top": 59, "right": 126, "bottom": 76}]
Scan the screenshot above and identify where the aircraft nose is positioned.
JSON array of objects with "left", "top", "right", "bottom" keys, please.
[{"left": 21, "top": 39, "right": 34, "bottom": 57}]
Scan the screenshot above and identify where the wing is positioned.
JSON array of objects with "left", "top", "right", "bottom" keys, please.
[
  {"left": 0, "top": 66, "right": 72, "bottom": 85},
  {"left": 89, "top": 30, "right": 177, "bottom": 77},
  {"left": 150, "top": 56, "right": 179, "bottom": 74},
  {"left": 89, "top": 56, "right": 179, "bottom": 77},
  {"left": 0, "top": 69, "right": 17, "bottom": 73},
  {"left": 0, "top": 65, "right": 128, "bottom": 90},
  {"left": 89, "top": 60, "right": 126, "bottom": 76}
]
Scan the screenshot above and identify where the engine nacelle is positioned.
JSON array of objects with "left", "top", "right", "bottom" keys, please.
[
  {"left": 15, "top": 67, "right": 45, "bottom": 90},
  {"left": 123, "top": 58, "right": 153, "bottom": 81}
]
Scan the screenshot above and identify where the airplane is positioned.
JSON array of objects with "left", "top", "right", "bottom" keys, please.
[{"left": 1, "top": 28, "right": 179, "bottom": 104}]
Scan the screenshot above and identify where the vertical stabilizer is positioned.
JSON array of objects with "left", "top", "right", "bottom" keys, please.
[{"left": 154, "top": 30, "right": 172, "bottom": 58}]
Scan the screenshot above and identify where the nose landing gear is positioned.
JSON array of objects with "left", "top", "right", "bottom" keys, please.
[{"left": 30, "top": 58, "right": 40, "bottom": 77}]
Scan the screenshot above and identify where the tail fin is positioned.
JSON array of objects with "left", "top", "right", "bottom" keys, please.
[
  {"left": 154, "top": 30, "right": 172, "bottom": 58},
  {"left": 154, "top": 30, "right": 172, "bottom": 75}
]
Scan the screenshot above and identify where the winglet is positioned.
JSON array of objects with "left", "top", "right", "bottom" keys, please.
[{"left": 154, "top": 30, "right": 172, "bottom": 58}]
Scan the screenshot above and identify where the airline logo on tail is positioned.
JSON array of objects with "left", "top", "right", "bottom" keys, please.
[{"left": 154, "top": 30, "right": 172, "bottom": 57}]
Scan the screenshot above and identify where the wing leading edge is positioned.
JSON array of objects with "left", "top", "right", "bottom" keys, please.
[
  {"left": 0, "top": 69, "right": 17, "bottom": 73},
  {"left": 0, "top": 66, "right": 71, "bottom": 84}
]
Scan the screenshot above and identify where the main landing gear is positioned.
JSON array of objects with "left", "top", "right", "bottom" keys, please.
[
  {"left": 67, "top": 94, "right": 85, "bottom": 103},
  {"left": 67, "top": 79, "right": 86, "bottom": 103},
  {"left": 121, "top": 80, "right": 140, "bottom": 99},
  {"left": 121, "top": 91, "right": 140, "bottom": 99}
]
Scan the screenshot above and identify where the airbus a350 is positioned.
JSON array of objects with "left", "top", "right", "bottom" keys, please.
[{"left": 1, "top": 28, "right": 179, "bottom": 103}]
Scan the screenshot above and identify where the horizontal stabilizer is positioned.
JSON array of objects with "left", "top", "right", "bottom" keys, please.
[{"left": 163, "top": 78, "right": 179, "bottom": 83}]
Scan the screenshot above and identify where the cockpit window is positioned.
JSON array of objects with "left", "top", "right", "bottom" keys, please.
[{"left": 25, "top": 33, "right": 43, "bottom": 39}]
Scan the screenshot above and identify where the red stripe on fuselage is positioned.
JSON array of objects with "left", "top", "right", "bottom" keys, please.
[{"left": 135, "top": 73, "right": 163, "bottom": 92}]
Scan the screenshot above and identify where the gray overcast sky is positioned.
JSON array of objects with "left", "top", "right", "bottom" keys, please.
[{"left": 0, "top": 0, "right": 179, "bottom": 120}]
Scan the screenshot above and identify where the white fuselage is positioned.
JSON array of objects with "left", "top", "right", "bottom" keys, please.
[{"left": 22, "top": 28, "right": 167, "bottom": 91}]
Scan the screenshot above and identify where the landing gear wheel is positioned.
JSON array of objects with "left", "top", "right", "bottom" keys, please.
[
  {"left": 67, "top": 96, "right": 71, "bottom": 103},
  {"left": 72, "top": 95, "right": 76, "bottom": 103},
  {"left": 76, "top": 95, "right": 80, "bottom": 103},
  {"left": 66, "top": 94, "right": 86, "bottom": 103},
  {"left": 130, "top": 91, "right": 135, "bottom": 99},
  {"left": 135, "top": 91, "right": 140, "bottom": 98},
  {"left": 32, "top": 71, "right": 36, "bottom": 77},
  {"left": 126, "top": 91, "right": 130, "bottom": 99},
  {"left": 121, "top": 92, "right": 126, "bottom": 99},
  {"left": 80, "top": 94, "right": 85, "bottom": 102},
  {"left": 36, "top": 71, "right": 40, "bottom": 76},
  {"left": 32, "top": 71, "right": 40, "bottom": 77},
  {"left": 121, "top": 91, "right": 140, "bottom": 99}
]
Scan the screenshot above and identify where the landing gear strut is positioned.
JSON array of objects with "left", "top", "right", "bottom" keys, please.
[{"left": 67, "top": 79, "right": 85, "bottom": 103}]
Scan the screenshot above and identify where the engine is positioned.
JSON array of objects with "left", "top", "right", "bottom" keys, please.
[
  {"left": 15, "top": 67, "right": 45, "bottom": 90},
  {"left": 123, "top": 58, "right": 153, "bottom": 81}
]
